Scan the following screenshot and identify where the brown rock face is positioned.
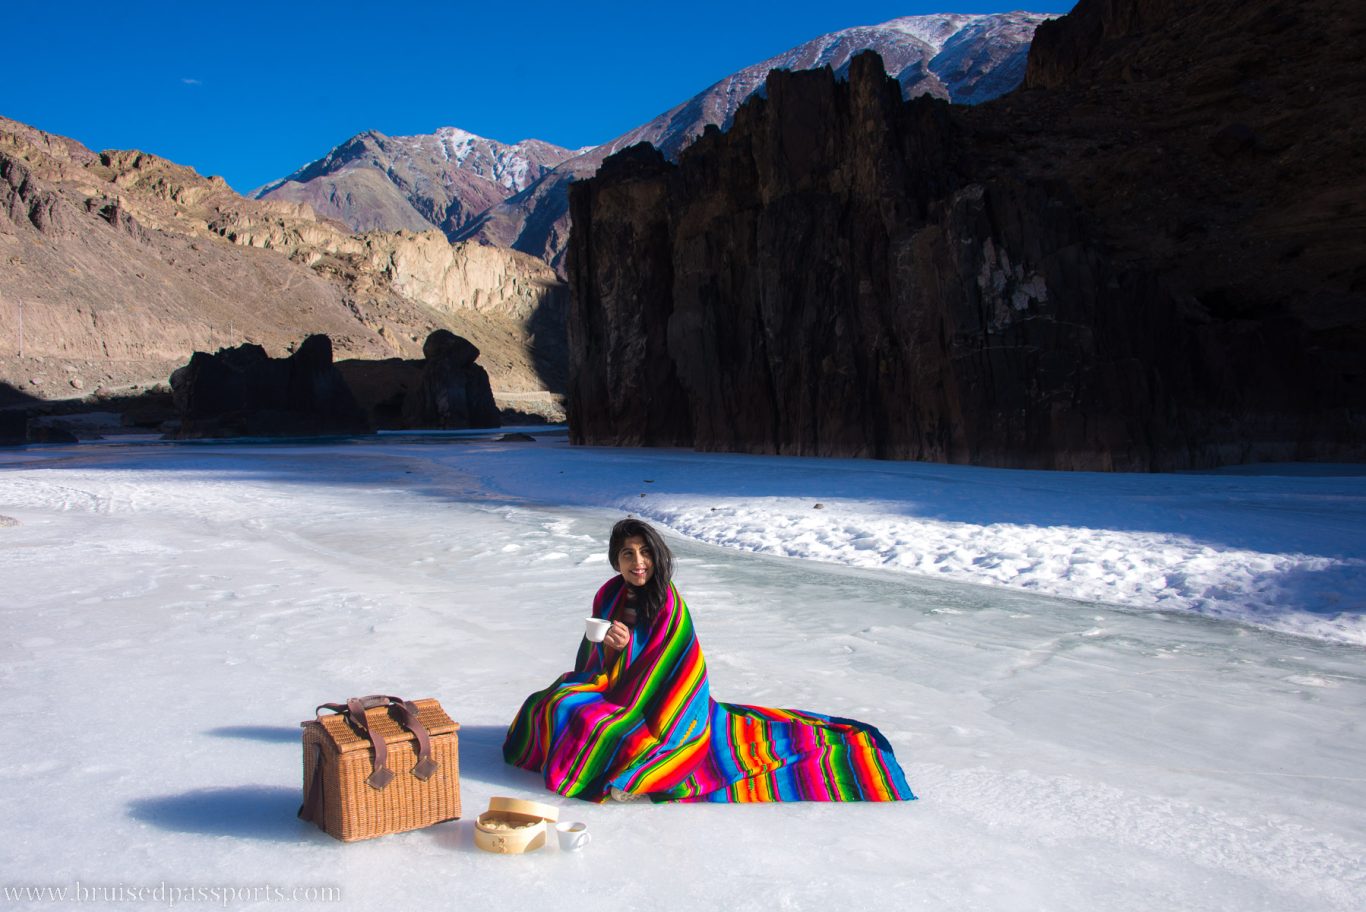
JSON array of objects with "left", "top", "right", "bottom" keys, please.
[
  {"left": 254, "top": 129, "right": 579, "bottom": 239},
  {"left": 0, "top": 116, "right": 569, "bottom": 407},
  {"left": 567, "top": 0, "right": 1366, "bottom": 470}
]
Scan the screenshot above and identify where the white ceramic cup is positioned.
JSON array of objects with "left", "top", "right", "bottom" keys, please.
[
  {"left": 555, "top": 820, "right": 591, "bottom": 852},
  {"left": 584, "top": 618, "right": 611, "bottom": 643}
]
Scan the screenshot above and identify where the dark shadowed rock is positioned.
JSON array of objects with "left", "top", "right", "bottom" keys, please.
[
  {"left": 422, "top": 329, "right": 480, "bottom": 367},
  {"left": 26, "top": 425, "right": 80, "bottom": 444},
  {"left": 567, "top": 0, "right": 1366, "bottom": 471},
  {"left": 405, "top": 331, "right": 500, "bottom": 429},
  {"left": 169, "top": 335, "right": 370, "bottom": 438},
  {"left": 566, "top": 144, "right": 693, "bottom": 449},
  {"left": 119, "top": 389, "right": 177, "bottom": 429},
  {"left": 336, "top": 331, "right": 501, "bottom": 430},
  {"left": 1023, "top": 0, "right": 1181, "bottom": 90},
  {"left": 1209, "top": 123, "right": 1259, "bottom": 160},
  {"left": 334, "top": 358, "right": 424, "bottom": 430},
  {"left": 0, "top": 411, "right": 29, "bottom": 446}
]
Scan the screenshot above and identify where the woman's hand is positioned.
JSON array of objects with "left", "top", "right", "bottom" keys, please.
[{"left": 602, "top": 620, "right": 632, "bottom": 654}]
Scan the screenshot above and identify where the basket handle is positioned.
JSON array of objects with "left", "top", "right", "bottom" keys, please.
[
  {"left": 385, "top": 697, "right": 440, "bottom": 782},
  {"left": 315, "top": 695, "right": 439, "bottom": 790}
]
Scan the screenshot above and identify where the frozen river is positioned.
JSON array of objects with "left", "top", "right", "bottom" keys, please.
[{"left": 1, "top": 434, "right": 1362, "bottom": 911}]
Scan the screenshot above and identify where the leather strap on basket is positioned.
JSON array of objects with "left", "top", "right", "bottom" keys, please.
[
  {"left": 315, "top": 695, "right": 439, "bottom": 790},
  {"left": 297, "top": 742, "right": 326, "bottom": 823},
  {"left": 389, "top": 698, "right": 440, "bottom": 782}
]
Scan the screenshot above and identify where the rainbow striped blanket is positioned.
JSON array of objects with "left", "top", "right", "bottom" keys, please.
[{"left": 503, "top": 577, "right": 914, "bottom": 803}]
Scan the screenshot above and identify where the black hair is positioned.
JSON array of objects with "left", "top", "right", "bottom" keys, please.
[{"left": 607, "top": 518, "right": 674, "bottom": 629}]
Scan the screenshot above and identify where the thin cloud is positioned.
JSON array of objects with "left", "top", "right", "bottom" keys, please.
[{"left": 181, "top": 78, "right": 202, "bottom": 86}]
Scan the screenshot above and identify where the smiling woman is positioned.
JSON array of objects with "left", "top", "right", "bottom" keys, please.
[
  {"left": 608, "top": 517, "right": 672, "bottom": 618},
  {"left": 616, "top": 534, "right": 654, "bottom": 585},
  {"left": 502, "top": 518, "right": 915, "bottom": 803}
]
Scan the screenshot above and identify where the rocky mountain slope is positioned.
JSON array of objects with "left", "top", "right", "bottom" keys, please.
[
  {"left": 258, "top": 13, "right": 1048, "bottom": 275},
  {"left": 253, "top": 127, "right": 582, "bottom": 239},
  {"left": 465, "top": 11, "right": 1048, "bottom": 272},
  {"left": 564, "top": 0, "right": 1366, "bottom": 470},
  {"left": 0, "top": 116, "right": 568, "bottom": 410}
]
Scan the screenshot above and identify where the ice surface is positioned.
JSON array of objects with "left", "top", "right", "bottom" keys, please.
[
  {"left": 1, "top": 434, "right": 1362, "bottom": 911},
  {"left": 439, "top": 437, "right": 1366, "bottom": 645}
]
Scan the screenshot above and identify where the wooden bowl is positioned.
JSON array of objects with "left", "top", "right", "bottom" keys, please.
[{"left": 474, "top": 797, "right": 560, "bottom": 854}]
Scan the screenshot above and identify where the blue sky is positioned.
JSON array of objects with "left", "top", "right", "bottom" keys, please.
[{"left": 7, "top": 2, "right": 1075, "bottom": 194}]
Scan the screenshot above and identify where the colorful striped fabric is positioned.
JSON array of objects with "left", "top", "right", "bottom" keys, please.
[{"left": 503, "top": 577, "right": 914, "bottom": 804}]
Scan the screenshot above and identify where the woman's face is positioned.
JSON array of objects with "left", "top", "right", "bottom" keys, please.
[{"left": 616, "top": 535, "right": 654, "bottom": 587}]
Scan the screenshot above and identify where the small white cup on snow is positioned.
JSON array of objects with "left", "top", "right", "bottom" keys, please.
[{"left": 555, "top": 821, "right": 591, "bottom": 851}]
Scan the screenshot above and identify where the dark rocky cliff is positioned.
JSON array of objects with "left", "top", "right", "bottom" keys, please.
[{"left": 566, "top": 0, "right": 1365, "bottom": 470}]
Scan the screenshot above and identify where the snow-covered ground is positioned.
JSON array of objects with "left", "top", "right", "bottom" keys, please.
[{"left": 1, "top": 431, "right": 1363, "bottom": 911}]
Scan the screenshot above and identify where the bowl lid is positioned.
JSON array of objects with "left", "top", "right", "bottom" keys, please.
[{"left": 487, "top": 796, "right": 560, "bottom": 822}]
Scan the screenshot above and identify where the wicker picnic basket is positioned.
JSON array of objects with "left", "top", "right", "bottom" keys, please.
[{"left": 298, "top": 695, "right": 461, "bottom": 842}]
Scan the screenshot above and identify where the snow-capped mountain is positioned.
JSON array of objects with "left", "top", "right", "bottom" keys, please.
[
  {"left": 257, "top": 12, "right": 1051, "bottom": 266},
  {"left": 253, "top": 127, "right": 583, "bottom": 237},
  {"left": 543, "top": 12, "right": 1046, "bottom": 173},
  {"left": 423, "top": 126, "right": 590, "bottom": 192},
  {"left": 459, "top": 11, "right": 1053, "bottom": 269},
  {"left": 925, "top": 12, "right": 1051, "bottom": 102}
]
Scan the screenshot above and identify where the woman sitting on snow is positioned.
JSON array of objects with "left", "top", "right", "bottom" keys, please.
[{"left": 502, "top": 518, "right": 915, "bottom": 803}]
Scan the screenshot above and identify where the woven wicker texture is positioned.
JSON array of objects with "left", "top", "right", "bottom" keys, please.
[{"left": 301, "top": 698, "right": 461, "bottom": 842}]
